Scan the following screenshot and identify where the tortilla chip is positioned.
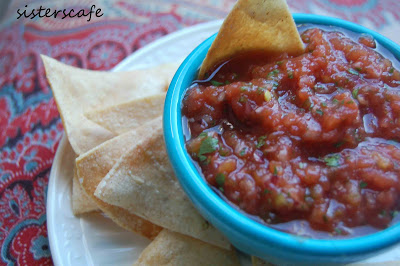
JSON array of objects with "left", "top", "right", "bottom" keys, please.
[
  {"left": 75, "top": 117, "right": 163, "bottom": 239},
  {"left": 41, "top": 55, "right": 178, "bottom": 155},
  {"left": 95, "top": 126, "right": 230, "bottom": 249},
  {"left": 72, "top": 165, "right": 99, "bottom": 215},
  {"left": 198, "top": 0, "right": 304, "bottom": 78},
  {"left": 133, "top": 229, "right": 240, "bottom": 266},
  {"left": 85, "top": 93, "right": 166, "bottom": 135}
]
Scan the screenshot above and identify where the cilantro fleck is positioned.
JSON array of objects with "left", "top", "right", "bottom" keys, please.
[
  {"left": 360, "top": 181, "right": 368, "bottom": 189},
  {"left": 332, "top": 98, "right": 340, "bottom": 104},
  {"left": 389, "top": 67, "right": 394, "bottom": 74},
  {"left": 324, "top": 154, "right": 341, "bottom": 167},
  {"left": 199, "top": 132, "right": 208, "bottom": 138},
  {"left": 346, "top": 100, "right": 354, "bottom": 104},
  {"left": 219, "top": 150, "right": 228, "bottom": 156},
  {"left": 239, "top": 148, "right": 246, "bottom": 156},
  {"left": 334, "top": 141, "right": 345, "bottom": 148},
  {"left": 347, "top": 68, "right": 360, "bottom": 75},
  {"left": 238, "top": 96, "right": 247, "bottom": 103},
  {"left": 198, "top": 137, "right": 218, "bottom": 161},
  {"left": 303, "top": 98, "right": 314, "bottom": 110},
  {"left": 352, "top": 88, "right": 359, "bottom": 99},
  {"left": 256, "top": 136, "right": 267, "bottom": 148},
  {"left": 276, "top": 61, "right": 283, "bottom": 66},
  {"left": 287, "top": 70, "right": 294, "bottom": 79},
  {"left": 203, "top": 157, "right": 211, "bottom": 165},
  {"left": 257, "top": 87, "right": 265, "bottom": 94},
  {"left": 216, "top": 173, "right": 226, "bottom": 187},
  {"left": 225, "top": 80, "right": 230, "bottom": 85},
  {"left": 321, "top": 102, "right": 327, "bottom": 107},
  {"left": 210, "top": 80, "right": 224, "bottom": 86},
  {"left": 267, "top": 69, "right": 279, "bottom": 78},
  {"left": 316, "top": 109, "right": 324, "bottom": 116},
  {"left": 354, "top": 129, "right": 363, "bottom": 142},
  {"left": 335, "top": 228, "right": 342, "bottom": 235},
  {"left": 240, "top": 86, "right": 247, "bottom": 92},
  {"left": 273, "top": 166, "right": 278, "bottom": 176},
  {"left": 263, "top": 189, "right": 271, "bottom": 194},
  {"left": 219, "top": 146, "right": 229, "bottom": 156},
  {"left": 219, "top": 187, "right": 224, "bottom": 192},
  {"left": 391, "top": 211, "right": 399, "bottom": 218}
]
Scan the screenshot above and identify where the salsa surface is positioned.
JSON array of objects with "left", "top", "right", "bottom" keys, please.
[{"left": 182, "top": 26, "right": 400, "bottom": 237}]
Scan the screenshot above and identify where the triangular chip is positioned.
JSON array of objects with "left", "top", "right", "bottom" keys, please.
[
  {"left": 198, "top": 0, "right": 304, "bottom": 78},
  {"left": 41, "top": 55, "right": 178, "bottom": 155},
  {"left": 73, "top": 94, "right": 165, "bottom": 216},
  {"left": 75, "top": 117, "right": 163, "bottom": 239},
  {"left": 85, "top": 93, "right": 166, "bottom": 135},
  {"left": 73, "top": 93, "right": 166, "bottom": 216},
  {"left": 95, "top": 126, "right": 230, "bottom": 249},
  {"left": 134, "top": 229, "right": 240, "bottom": 266},
  {"left": 72, "top": 164, "right": 99, "bottom": 215}
]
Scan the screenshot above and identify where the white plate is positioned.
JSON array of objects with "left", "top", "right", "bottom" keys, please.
[
  {"left": 47, "top": 20, "right": 223, "bottom": 266},
  {"left": 47, "top": 19, "right": 400, "bottom": 266}
]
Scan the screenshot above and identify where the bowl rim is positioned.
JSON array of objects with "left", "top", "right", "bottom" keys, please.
[{"left": 163, "top": 13, "right": 400, "bottom": 257}]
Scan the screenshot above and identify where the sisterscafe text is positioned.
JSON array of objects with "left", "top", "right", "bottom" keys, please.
[{"left": 17, "top": 5, "right": 103, "bottom": 22}]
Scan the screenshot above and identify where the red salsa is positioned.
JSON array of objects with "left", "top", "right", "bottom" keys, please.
[{"left": 182, "top": 27, "right": 400, "bottom": 237}]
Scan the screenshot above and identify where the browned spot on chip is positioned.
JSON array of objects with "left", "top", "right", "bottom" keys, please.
[{"left": 198, "top": 0, "right": 304, "bottom": 78}]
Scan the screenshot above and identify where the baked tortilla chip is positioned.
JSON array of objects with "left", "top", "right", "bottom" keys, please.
[
  {"left": 134, "top": 229, "right": 240, "bottom": 266},
  {"left": 41, "top": 55, "right": 178, "bottom": 155},
  {"left": 72, "top": 165, "right": 99, "bottom": 215},
  {"left": 75, "top": 117, "right": 163, "bottom": 239},
  {"left": 85, "top": 93, "right": 166, "bottom": 135},
  {"left": 95, "top": 126, "right": 230, "bottom": 249},
  {"left": 198, "top": 0, "right": 304, "bottom": 78}
]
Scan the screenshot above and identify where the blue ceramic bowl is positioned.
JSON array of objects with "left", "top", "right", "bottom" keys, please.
[{"left": 163, "top": 14, "right": 400, "bottom": 265}]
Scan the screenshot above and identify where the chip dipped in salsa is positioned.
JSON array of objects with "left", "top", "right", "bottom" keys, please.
[{"left": 182, "top": 26, "right": 400, "bottom": 237}]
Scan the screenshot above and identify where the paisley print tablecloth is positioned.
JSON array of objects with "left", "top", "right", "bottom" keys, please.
[{"left": 0, "top": 0, "right": 399, "bottom": 265}]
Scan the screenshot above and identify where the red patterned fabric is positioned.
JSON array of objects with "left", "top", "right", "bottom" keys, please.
[{"left": 0, "top": 0, "right": 399, "bottom": 265}]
